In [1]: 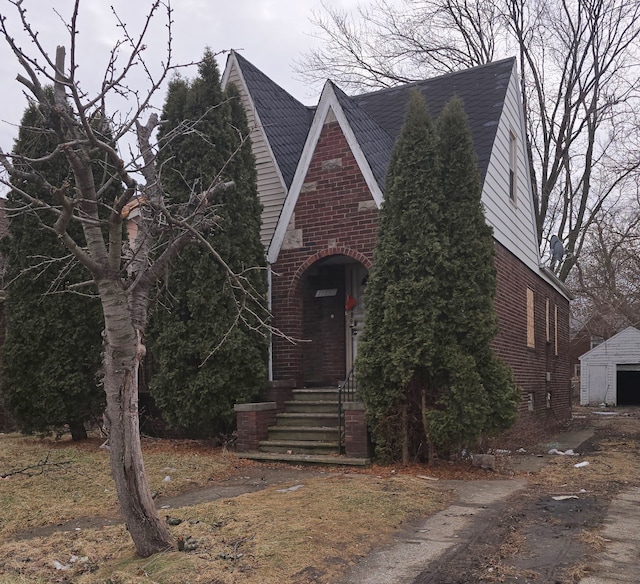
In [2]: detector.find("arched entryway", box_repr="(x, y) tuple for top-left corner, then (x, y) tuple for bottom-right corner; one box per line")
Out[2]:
(300, 255), (368, 386)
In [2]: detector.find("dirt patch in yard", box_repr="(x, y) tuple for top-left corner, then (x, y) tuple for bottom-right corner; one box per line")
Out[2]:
(409, 407), (640, 584)
(410, 492), (607, 584)
(413, 490), (611, 584)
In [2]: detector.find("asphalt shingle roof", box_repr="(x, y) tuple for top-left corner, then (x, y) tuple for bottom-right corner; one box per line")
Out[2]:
(234, 55), (514, 193)
(352, 58), (515, 185)
(232, 52), (314, 189)
(331, 82), (396, 191)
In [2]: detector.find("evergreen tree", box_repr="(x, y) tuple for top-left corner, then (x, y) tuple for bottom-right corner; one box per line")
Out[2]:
(148, 50), (267, 438)
(357, 91), (444, 461)
(428, 97), (518, 446)
(1, 95), (105, 440)
(357, 93), (518, 462)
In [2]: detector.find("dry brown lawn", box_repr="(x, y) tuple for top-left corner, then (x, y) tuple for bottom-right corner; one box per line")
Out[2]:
(0, 434), (453, 583)
(5, 407), (634, 583)
(532, 413), (640, 495)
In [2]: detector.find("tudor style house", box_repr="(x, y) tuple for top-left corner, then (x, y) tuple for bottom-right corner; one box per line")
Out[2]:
(223, 52), (572, 457)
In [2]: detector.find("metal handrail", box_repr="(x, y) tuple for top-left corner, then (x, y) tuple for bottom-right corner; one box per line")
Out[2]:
(337, 366), (358, 454)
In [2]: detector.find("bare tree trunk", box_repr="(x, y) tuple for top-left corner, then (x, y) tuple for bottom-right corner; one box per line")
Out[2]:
(68, 421), (87, 441)
(0, 3), (259, 557)
(99, 279), (173, 556)
(421, 387), (436, 467)
(401, 404), (409, 465)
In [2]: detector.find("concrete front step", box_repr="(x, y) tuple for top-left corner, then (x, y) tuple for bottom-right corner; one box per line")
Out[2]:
(258, 439), (339, 455)
(237, 451), (370, 467)
(253, 387), (346, 459)
(292, 388), (340, 402)
(268, 425), (340, 442)
(284, 400), (340, 414)
(276, 412), (341, 427)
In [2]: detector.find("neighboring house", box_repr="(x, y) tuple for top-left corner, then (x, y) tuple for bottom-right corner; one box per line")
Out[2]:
(580, 327), (640, 406)
(568, 314), (621, 397)
(222, 52), (572, 429)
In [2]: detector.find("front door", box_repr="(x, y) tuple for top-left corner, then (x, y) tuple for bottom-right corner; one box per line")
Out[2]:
(345, 263), (368, 373)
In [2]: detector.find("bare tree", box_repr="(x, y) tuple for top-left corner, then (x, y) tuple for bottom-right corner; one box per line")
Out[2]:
(570, 202), (640, 331)
(0, 1), (270, 556)
(300, 0), (640, 280)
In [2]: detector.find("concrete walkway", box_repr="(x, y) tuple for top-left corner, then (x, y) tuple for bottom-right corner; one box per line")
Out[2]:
(341, 478), (526, 583)
(342, 427), (597, 583)
(579, 487), (640, 584)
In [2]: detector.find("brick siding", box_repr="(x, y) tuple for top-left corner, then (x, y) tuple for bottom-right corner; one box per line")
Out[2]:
(493, 243), (571, 423)
(271, 121), (378, 385)
(270, 120), (571, 423)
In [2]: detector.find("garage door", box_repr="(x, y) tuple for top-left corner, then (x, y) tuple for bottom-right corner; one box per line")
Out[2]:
(589, 365), (608, 404)
(617, 364), (640, 406)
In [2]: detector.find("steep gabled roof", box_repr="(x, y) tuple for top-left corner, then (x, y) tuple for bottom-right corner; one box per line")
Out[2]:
(231, 52), (314, 189)
(331, 83), (395, 191)
(352, 58), (515, 182)
(231, 54), (513, 194)
(267, 81), (387, 263)
(230, 55), (542, 278)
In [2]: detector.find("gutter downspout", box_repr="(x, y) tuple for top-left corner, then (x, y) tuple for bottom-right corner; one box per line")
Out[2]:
(267, 263), (273, 382)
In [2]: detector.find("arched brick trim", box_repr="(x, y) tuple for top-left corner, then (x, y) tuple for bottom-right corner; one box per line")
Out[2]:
(287, 247), (373, 299)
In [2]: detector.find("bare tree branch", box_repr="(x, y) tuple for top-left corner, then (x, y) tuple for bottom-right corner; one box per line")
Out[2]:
(0, 1), (275, 557)
(1, 452), (74, 478)
(298, 0), (640, 281)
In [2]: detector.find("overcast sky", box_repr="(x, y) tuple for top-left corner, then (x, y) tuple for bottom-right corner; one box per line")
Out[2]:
(0, 0), (358, 154)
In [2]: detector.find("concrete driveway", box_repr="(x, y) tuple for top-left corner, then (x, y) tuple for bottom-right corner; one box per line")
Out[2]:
(342, 415), (640, 583)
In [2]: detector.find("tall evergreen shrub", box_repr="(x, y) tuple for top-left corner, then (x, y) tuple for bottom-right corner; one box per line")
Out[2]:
(1, 95), (106, 439)
(357, 93), (518, 462)
(148, 50), (267, 438)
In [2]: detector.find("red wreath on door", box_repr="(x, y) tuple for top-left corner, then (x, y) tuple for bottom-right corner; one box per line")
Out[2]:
(345, 294), (357, 311)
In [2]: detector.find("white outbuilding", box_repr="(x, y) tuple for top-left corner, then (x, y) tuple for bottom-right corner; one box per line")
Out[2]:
(580, 326), (640, 406)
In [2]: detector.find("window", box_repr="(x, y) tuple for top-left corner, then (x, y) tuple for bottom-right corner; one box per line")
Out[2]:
(554, 305), (559, 356)
(545, 299), (550, 343)
(526, 288), (535, 348)
(590, 335), (604, 349)
(509, 131), (517, 201)
(574, 364), (581, 378)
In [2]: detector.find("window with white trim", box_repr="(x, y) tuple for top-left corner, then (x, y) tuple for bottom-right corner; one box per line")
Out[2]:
(545, 298), (550, 343)
(554, 304), (559, 356)
(509, 131), (517, 201)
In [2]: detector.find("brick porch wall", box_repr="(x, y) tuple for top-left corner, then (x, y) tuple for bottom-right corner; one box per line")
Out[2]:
(234, 402), (277, 452)
(343, 401), (370, 458)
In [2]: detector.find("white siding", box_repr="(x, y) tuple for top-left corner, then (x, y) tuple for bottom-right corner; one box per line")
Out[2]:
(579, 327), (640, 405)
(482, 65), (542, 273)
(582, 365), (609, 405)
(223, 62), (288, 248)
